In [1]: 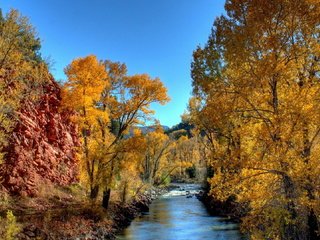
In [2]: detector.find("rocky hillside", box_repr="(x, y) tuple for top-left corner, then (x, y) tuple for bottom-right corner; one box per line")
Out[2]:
(0, 77), (79, 196)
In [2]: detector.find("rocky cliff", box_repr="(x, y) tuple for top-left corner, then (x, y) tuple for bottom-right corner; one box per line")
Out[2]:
(0, 77), (79, 196)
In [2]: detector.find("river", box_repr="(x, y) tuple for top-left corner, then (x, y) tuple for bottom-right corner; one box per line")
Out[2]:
(117, 184), (244, 240)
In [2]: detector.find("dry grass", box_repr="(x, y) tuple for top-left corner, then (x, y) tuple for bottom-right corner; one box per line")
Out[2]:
(0, 183), (150, 239)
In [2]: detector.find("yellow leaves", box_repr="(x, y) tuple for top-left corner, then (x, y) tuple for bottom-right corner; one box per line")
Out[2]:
(0, 9), (41, 66)
(61, 56), (170, 199)
(0, 210), (21, 240)
(0, 9), (51, 163)
(179, 161), (193, 168)
(63, 55), (108, 113)
(126, 74), (170, 105)
(114, 74), (169, 120)
(62, 55), (112, 135)
(62, 55), (112, 197)
(103, 63), (170, 130)
(65, 55), (108, 86)
(190, 0), (320, 237)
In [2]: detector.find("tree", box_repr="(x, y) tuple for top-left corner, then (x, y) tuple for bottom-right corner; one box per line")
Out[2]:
(190, 0), (320, 238)
(98, 61), (170, 208)
(140, 127), (171, 184)
(62, 55), (109, 199)
(63, 58), (170, 208)
(0, 9), (47, 164)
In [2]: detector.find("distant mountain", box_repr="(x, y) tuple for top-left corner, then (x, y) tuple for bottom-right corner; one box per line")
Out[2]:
(138, 125), (170, 134)
(129, 125), (170, 136)
(162, 125), (170, 131)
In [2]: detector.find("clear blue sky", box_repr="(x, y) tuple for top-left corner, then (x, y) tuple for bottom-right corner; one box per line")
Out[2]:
(2, 0), (225, 127)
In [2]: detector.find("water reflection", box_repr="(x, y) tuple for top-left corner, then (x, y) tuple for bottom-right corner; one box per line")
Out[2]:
(117, 185), (244, 240)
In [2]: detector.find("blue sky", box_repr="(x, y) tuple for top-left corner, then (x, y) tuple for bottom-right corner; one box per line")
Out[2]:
(2, 0), (225, 127)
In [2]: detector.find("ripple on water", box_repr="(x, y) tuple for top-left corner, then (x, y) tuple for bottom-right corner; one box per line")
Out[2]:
(117, 184), (244, 240)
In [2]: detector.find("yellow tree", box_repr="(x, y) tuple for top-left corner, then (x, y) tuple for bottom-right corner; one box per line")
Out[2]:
(63, 57), (170, 207)
(117, 129), (146, 203)
(191, 0), (320, 238)
(94, 61), (170, 208)
(62, 55), (109, 198)
(140, 127), (171, 185)
(170, 135), (194, 178)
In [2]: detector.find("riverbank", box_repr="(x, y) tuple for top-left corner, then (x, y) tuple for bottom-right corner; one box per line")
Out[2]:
(0, 186), (167, 239)
(197, 189), (249, 223)
(108, 187), (168, 238)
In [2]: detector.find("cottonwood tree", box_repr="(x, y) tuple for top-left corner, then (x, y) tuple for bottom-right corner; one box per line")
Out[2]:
(63, 58), (170, 208)
(140, 127), (171, 184)
(62, 55), (109, 198)
(99, 61), (170, 208)
(190, 0), (320, 238)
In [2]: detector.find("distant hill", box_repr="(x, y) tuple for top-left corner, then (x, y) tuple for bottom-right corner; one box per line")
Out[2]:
(129, 122), (194, 139)
(128, 125), (170, 136)
(162, 125), (170, 131)
(138, 125), (169, 134)
(165, 121), (194, 139)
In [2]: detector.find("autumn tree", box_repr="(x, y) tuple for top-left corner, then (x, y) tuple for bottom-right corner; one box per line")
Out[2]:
(98, 61), (170, 208)
(190, 0), (320, 239)
(63, 58), (170, 208)
(116, 129), (146, 203)
(62, 55), (109, 198)
(139, 126), (171, 184)
(115, 127), (171, 203)
(0, 9), (48, 164)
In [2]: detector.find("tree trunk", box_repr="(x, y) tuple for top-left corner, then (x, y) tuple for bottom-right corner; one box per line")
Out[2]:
(122, 181), (128, 204)
(90, 185), (99, 199)
(301, 124), (319, 239)
(307, 209), (319, 240)
(102, 154), (115, 209)
(102, 188), (111, 209)
(282, 174), (299, 240)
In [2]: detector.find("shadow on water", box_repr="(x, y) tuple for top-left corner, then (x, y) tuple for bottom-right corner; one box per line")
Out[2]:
(117, 184), (246, 240)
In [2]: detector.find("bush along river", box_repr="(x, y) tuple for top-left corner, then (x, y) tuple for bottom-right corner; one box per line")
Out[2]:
(116, 184), (245, 240)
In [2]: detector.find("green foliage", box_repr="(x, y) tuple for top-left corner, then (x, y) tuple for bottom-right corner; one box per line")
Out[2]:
(0, 9), (48, 164)
(0, 210), (21, 240)
(0, 9), (42, 65)
(159, 174), (171, 186)
(166, 120), (194, 138)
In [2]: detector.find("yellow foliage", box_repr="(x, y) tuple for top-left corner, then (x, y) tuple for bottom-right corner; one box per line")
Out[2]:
(0, 210), (21, 240)
(62, 57), (170, 204)
(0, 9), (51, 165)
(190, 0), (320, 238)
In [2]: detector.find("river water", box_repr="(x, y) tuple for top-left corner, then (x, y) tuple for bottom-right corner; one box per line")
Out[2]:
(117, 184), (244, 240)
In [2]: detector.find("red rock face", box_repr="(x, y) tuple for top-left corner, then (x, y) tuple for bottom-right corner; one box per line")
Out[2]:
(0, 77), (80, 196)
